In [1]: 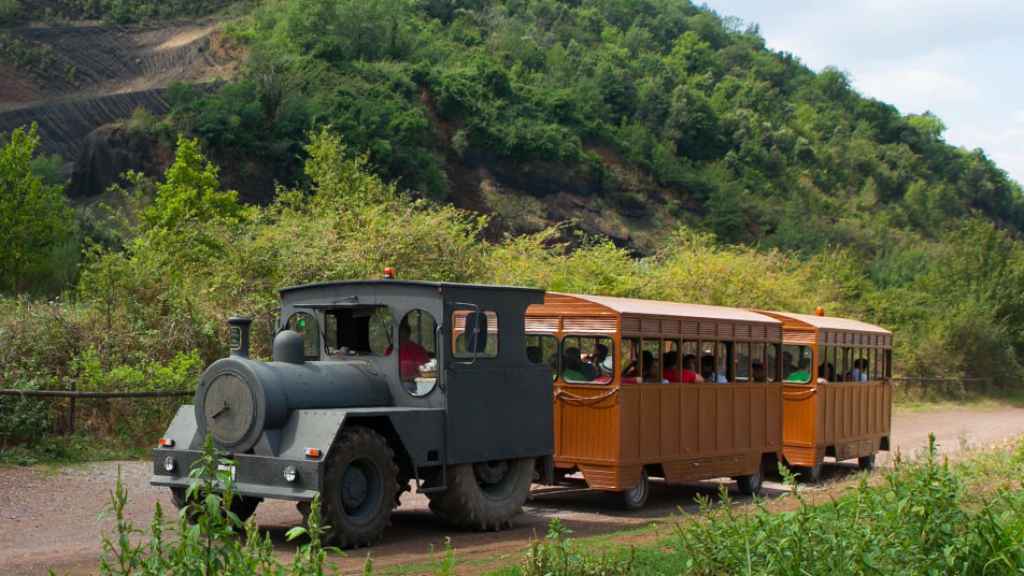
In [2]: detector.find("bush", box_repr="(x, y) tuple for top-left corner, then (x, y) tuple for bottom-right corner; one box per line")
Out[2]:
(0, 377), (52, 449)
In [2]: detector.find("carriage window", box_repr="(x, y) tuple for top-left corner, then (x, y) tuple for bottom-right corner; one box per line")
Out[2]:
(856, 348), (869, 382)
(640, 339), (662, 383)
(783, 345), (812, 384)
(324, 306), (393, 358)
(735, 342), (751, 382)
(662, 340), (681, 382)
(621, 338), (641, 383)
(751, 342), (766, 382)
(885, 349), (892, 379)
(526, 334), (559, 381)
(682, 341), (702, 382)
(452, 310), (499, 358)
(561, 335), (615, 384)
(767, 343), (779, 382)
(286, 312), (320, 360)
(401, 310), (438, 397)
(818, 346), (835, 382)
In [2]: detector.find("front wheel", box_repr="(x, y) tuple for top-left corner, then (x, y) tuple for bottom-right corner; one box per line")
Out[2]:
(858, 454), (876, 470)
(620, 469), (650, 510)
(735, 468), (763, 496)
(428, 458), (534, 531)
(321, 426), (400, 548)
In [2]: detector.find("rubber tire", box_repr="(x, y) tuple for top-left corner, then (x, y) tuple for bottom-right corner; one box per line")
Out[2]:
(620, 469), (650, 510)
(428, 458), (534, 531)
(797, 462), (823, 484)
(858, 454), (876, 471)
(735, 468), (763, 496)
(321, 427), (400, 549)
(170, 487), (260, 524)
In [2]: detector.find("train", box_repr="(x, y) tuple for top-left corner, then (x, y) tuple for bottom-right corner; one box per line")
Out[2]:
(151, 276), (891, 546)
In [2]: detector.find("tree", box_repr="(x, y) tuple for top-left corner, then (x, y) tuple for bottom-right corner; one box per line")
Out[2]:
(142, 136), (240, 231)
(0, 124), (74, 293)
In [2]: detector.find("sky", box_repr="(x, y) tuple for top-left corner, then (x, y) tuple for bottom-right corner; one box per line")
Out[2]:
(707, 1), (1024, 186)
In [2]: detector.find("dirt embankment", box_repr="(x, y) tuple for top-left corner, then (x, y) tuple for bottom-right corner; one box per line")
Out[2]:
(0, 19), (241, 195)
(2, 404), (1023, 576)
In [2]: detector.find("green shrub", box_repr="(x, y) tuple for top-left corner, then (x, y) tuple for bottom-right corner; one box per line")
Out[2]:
(0, 377), (52, 449)
(0, 0), (20, 24)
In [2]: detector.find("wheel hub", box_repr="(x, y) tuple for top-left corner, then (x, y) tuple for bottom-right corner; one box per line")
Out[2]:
(341, 464), (370, 511)
(473, 460), (510, 486)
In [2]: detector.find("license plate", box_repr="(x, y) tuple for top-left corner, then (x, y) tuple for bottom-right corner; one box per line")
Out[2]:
(217, 464), (236, 480)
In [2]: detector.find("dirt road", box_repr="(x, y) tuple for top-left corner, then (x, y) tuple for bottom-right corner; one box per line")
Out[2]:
(3, 405), (1023, 576)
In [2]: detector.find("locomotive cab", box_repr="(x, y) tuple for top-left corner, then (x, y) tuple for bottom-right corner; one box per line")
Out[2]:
(151, 280), (552, 547)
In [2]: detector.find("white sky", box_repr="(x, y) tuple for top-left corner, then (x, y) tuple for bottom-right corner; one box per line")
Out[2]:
(707, 1), (1024, 186)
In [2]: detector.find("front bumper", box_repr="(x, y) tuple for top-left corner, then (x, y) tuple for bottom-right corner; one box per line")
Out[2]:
(151, 448), (322, 501)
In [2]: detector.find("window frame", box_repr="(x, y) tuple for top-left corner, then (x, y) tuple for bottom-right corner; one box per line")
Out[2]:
(286, 311), (320, 361)
(560, 334), (616, 385)
(451, 309), (499, 359)
(400, 309), (439, 398)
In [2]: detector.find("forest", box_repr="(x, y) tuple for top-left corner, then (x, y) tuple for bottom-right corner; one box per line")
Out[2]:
(2, 0), (1024, 447)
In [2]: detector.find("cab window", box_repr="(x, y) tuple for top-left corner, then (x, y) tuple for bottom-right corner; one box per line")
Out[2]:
(400, 310), (438, 397)
(783, 345), (812, 384)
(452, 310), (499, 358)
(526, 334), (559, 381)
(286, 312), (319, 360)
(324, 306), (393, 357)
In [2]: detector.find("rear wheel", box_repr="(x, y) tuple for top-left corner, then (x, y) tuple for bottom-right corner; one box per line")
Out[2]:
(321, 427), (399, 548)
(797, 462), (823, 484)
(858, 454), (876, 470)
(735, 468), (763, 496)
(428, 458), (534, 530)
(620, 469), (650, 510)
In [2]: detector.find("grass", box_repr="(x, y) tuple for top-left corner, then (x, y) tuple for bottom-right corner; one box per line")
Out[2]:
(0, 433), (149, 467)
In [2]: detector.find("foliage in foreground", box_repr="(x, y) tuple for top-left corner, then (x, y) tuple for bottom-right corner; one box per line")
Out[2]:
(100, 436), (337, 576)
(510, 437), (1024, 576)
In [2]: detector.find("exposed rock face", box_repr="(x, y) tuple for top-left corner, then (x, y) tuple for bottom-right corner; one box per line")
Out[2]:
(68, 123), (168, 198)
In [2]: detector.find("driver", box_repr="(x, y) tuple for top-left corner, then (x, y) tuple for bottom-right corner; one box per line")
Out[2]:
(398, 319), (430, 381)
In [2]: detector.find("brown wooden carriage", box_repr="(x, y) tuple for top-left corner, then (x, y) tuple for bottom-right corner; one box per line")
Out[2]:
(525, 293), (785, 506)
(757, 310), (892, 479)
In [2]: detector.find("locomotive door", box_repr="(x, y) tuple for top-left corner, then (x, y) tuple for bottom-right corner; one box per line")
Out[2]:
(443, 290), (552, 465)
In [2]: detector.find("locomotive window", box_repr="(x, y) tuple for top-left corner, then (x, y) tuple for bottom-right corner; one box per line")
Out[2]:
(400, 310), (438, 397)
(286, 312), (319, 360)
(324, 306), (393, 358)
(783, 345), (812, 384)
(526, 334), (559, 381)
(452, 310), (499, 358)
(562, 335), (614, 384)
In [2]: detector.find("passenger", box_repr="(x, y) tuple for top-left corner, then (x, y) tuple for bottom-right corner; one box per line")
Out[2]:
(398, 319), (430, 381)
(663, 352), (680, 382)
(562, 347), (586, 382)
(787, 357), (812, 383)
(581, 343), (611, 382)
(682, 354), (704, 383)
(852, 359), (868, 382)
(641, 350), (662, 383)
(701, 354), (728, 383)
(752, 359), (766, 382)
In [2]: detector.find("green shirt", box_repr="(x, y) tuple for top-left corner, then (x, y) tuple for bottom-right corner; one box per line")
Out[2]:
(786, 370), (810, 383)
(563, 368), (587, 382)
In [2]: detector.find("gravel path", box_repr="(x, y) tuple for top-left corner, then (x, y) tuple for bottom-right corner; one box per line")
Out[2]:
(3, 404), (1024, 576)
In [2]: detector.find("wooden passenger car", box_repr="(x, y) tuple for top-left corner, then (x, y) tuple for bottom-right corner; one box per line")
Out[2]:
(757, 310), (892, 480)
(525, 293), (785, 507)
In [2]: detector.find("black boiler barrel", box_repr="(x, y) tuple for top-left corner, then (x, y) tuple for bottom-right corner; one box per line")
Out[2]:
(194, 357), (391, 452)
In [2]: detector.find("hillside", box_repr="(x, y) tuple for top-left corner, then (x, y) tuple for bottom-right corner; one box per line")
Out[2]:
(4, 0), (1024, 406)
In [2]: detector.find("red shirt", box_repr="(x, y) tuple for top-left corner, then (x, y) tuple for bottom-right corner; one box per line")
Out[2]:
(399, 340), (430, 380)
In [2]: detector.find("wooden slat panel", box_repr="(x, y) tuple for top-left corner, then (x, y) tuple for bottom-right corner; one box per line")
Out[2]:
(734, 387), (751, 450)
(640, 389), (660, 460)
(718, 323), (734, 339)
(641, 318), (660, 334)
(700, 388), (715, 452)
(661, 387), (680, 458)
(662, 318), (681, 335)
(784, 330), (816, 344)
(622, 317), (640, 333)
(683, 320), (699, 338)
(683, 386), (700, 455)
(563, 317), (617, 334)
(700, 322), (716, 338)
(735, 324), (751, 340)
(716, 388), (732, 451)
(525, 317), (559, 333)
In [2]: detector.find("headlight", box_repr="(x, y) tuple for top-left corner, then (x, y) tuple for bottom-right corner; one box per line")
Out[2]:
(163, 456), (176, 473)
(283, 465), (298, 483)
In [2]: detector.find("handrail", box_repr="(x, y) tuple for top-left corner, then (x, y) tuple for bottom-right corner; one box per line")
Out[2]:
(554, 386), (620, 406)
